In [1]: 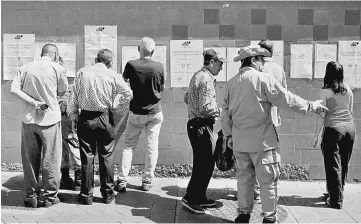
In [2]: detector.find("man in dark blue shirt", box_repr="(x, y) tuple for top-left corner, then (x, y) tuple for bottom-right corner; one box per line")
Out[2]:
(115, 37), (165, 192)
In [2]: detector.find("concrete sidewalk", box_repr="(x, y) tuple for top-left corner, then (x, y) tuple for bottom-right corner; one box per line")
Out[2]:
(1, 172), (360, 223)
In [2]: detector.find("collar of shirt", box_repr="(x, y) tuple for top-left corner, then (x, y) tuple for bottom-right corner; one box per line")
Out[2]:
(93, 63), (108, 69)
(239, 66), (256, 73)
(41, 56), (52, 61)
(201, 67), (215, 82)
(264, 57), (274, 62)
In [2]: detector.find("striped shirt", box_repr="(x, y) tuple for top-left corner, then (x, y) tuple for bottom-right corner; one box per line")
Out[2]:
(185, 67), (220, 120)
(67, 63), (132, 120)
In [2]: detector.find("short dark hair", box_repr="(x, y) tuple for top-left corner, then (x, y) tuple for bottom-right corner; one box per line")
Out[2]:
(323, 61), (347, 94)
(96, 49), (113, 66)
(258, 39), (273, 57)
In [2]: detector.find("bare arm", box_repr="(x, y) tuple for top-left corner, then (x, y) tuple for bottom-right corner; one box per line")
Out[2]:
(10, 70), (45, 108)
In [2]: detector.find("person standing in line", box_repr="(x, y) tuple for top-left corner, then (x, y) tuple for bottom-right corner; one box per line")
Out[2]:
(67, 49), (132, 205)
(222, 45), (328, 223)
(181, 49), (228, 214)
(114, 37), (165, 192)
(10, 44), (68, 208)
(252, 39), (288, 204)
(311, 61), (355, 209)
(58, 99), (82, 191)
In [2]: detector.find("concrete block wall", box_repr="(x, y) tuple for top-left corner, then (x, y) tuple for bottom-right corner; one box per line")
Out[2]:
(1, 1), (361, 179)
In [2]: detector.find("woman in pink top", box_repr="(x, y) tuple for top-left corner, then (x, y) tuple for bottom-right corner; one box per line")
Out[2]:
(311, 61), (355, 209)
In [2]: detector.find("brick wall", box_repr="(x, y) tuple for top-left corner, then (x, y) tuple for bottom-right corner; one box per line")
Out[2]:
(1, 1), (361, 179)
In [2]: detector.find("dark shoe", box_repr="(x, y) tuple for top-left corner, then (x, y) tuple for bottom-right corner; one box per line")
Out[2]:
(181, 197), (205, 214)
(114, 180), (127, 193)
(24, 195), (38, 208)
(102, 192), (115, 204)
(326, 198), (342, 209)
(140, 180), (152, 191)
(262, 218), (277, 223)
(60, 168), (75, 190)
(234, 214), (251, 223)
(77, 194), (93, 205)
(73, 169), (81, 191)
(321, 192), (329, 201)
(43, 196), (60, 208)
(199, 198), (217, 208)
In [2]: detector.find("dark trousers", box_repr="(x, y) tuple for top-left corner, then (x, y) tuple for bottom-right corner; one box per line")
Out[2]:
(77, 110), (116, 198)
(184, 118), (216, 204)
(321, 126), (355, 207)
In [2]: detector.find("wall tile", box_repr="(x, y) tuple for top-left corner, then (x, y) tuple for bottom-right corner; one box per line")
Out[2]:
(298, 9), (314, 25)
(281, 7), (298, 25)
(189, 24), (219, 40)
(279, 135), (295, 164)
(266, 9), (282, 25)
(278, 119), (295, 134)
(328, 25), (345, 41)
(314, 10), (329, 25)
(313, 25), (328, 41)
(329, 9), (345, 25)
(344, 25), (361, 40)
(267, 25), (282, 40)
(219, 25), (235, 40)
(282, 25), (298, 41)
(204, 9), (220, 25)
(297, 25), (314, 41)
(251, 9), (266, 25)
(345, 10), (360, 25)
(172, 25), (188, 40)
(295, 118), (315, 134)
(235, 25), (251, 40)
(250, 25), (267, 40)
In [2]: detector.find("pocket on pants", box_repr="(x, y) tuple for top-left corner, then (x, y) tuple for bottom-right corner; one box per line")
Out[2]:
(262, 148), (281, 165)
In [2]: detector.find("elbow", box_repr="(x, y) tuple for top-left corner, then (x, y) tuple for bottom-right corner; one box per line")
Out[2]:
(57, 91), (66, 97)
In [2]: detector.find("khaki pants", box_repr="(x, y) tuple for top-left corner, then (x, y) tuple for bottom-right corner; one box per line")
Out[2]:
(233, 148), (280, 222)
(21, 122), (62, 198)
(118, 111), (163, 183)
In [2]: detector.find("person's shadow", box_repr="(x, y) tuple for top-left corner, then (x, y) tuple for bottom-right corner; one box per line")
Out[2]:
(114, 184), (230, 223)
(280, 195), (329, 208)
(1, 173), (103, 207)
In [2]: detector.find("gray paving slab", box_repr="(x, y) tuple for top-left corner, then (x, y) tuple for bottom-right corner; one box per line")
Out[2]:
(2, 172), (361, 223)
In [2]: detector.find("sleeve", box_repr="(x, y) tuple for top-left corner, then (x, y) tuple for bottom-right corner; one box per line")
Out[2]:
(281, 69), (287, 90)
(263, 74), (310, 115)
(198, 76), (220, 118)
(184, 92), (188, 105)
(57, 65), (68, 94)
(113, 74), (133, 115)
(159, 64), (165, 85)
(221, 83), (232, 137)
(67, 71), (81, 121)
(349, 89), (354, 114)
(123, 62), (133, 81)
(10, 68), (24, 91)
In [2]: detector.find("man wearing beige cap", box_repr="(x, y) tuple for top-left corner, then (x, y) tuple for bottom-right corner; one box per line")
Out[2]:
(182, 49), (228, 214)
(221, 45), (328, 223)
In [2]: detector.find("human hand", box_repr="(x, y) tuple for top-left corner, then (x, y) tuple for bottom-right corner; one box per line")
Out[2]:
(310, 100), (328, 114)
(32, 100), (47, 110)
(311, 135), (319, 148)
(227, 136), (233, 149)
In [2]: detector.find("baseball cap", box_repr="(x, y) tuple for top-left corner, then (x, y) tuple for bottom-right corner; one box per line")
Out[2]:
(233, 45), (271, 62)
(203, 49), (228, 63)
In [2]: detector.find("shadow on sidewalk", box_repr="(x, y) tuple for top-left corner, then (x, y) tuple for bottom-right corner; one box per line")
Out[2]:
(281, 195), (329, 208)
(114, 184), (231, 223)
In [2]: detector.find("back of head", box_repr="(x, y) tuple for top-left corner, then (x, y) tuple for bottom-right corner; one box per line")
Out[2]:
(323, 61), (347, 94)
(139, 37), (155, 56)
(96, 49), (113, 67)
(258, 39), (273, 57)
(41, 44), (58, 59)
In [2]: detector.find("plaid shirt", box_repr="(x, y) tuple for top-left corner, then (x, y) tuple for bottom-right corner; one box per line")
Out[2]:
(185, 67), (220, 120)
(67, 63), (132, 120)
